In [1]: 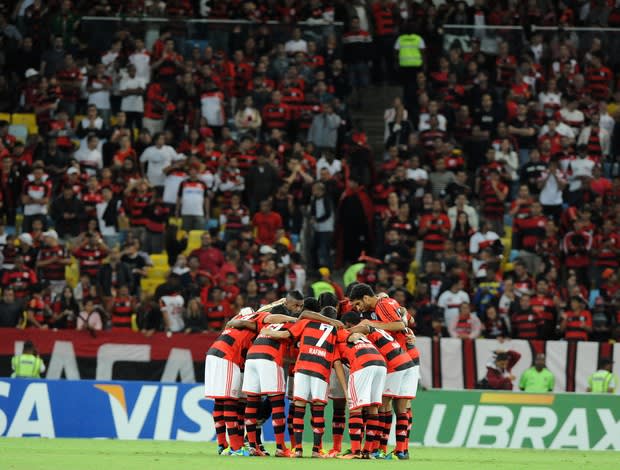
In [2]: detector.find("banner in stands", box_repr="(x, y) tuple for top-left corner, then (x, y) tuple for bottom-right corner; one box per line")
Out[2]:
(1, 379), (618, 451)
(1, 330), (619, 392)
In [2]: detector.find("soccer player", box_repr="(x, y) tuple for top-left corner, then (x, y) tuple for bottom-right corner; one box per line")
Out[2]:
(333, 322), (387, 459)
(348, 283), (420, 459)
(344, 312), (417, 459)
(204, 306), (295, 456)
(260, 306), (340, 458)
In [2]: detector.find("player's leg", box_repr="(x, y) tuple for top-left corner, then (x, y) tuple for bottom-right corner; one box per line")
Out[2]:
(243, 394), (261, 452)
(330, 399), (346, 456)
(376, 396), (393, 457)
(310, 402), (326, 456)
(268, 393), (288, 453)
(347, 410), (364, 458)
(363, 404), (380, 456)
(213, 399), (228, 452)
(394, 399), (409, 458)
(223, 398), (243, 451)
(292, 399), (307, 457)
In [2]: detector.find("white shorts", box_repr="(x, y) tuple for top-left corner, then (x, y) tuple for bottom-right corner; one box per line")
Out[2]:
(348, 365), (386, 411)
(293, 372), (328, 403)
(328, 365), (350, 400)
(204, 355), (242, 399)
(384, 366), (419, 399)
(242, 359), (286, 395)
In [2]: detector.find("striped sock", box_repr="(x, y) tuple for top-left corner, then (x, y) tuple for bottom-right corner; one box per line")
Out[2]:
(213, 399), (227, 447)
(223, 399), (242, 450)
(293, 404), (306, 452)
(363, 413), (380, 453)
(349, 412), (364, 454)
(270, 395), (287, 450)
(331, 404), (346, 452)
(310, 403), (325, 453)
(287, 408), (297, 449)
(406, 409), (413, 449)
(244, 395), (261, 448)
(379, 411), (392, 453)
(395, 412), (408, 453)
(237, 399), (246, 440)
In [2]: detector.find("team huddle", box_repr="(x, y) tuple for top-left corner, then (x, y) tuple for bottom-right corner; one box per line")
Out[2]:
(204, 283), (420, 460)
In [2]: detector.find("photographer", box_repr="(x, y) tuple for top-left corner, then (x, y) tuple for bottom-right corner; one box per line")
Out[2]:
(483, 350), (521, 390)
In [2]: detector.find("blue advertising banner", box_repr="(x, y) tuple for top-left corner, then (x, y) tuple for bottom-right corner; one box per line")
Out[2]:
(0, 379), (279, 441)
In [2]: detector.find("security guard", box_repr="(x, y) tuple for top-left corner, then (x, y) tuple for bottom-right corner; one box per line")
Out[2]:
(587, 358), (617, 393)
(394, 22), (425, 111)
(11, 340), (46, 378)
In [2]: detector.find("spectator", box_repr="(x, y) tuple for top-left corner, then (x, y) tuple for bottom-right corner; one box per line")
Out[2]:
(109, 285), (137, 331)
(189, 231), (224, 276)
(50, 182), (84, 239)
(0, 288), (22, 328)
(438, 276), (470, 326)
(587, 358), (618, 394)
(245, 153), (280, 213)
(519, 353), (555, 392)
(310, 181), (335, 270)
(177, 164), (210, 231)
(184, 297), (206, 333)
(160, 289), (185, 335)
(140, 132), (185, 190)
(2, 254), (38, 300)
(21, 162), (50, 232)
(308, 102), (342, 150)
(76, 299), (103, 332)
(448, 303), (482, 339)
(36, 229), (71, 297)
(560, 295), (592, 341)
(119, 64), (146, 131)
(252, 199), (283, 246)
(482, 305), (509, 340)
(51, 286), (79, 330)
(484, 350), (521, 390)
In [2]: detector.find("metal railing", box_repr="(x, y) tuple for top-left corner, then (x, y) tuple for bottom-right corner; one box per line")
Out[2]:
(80, 17), (344, 57)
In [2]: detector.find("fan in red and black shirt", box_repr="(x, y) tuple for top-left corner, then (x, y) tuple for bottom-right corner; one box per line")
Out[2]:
(56, 55), (83, 113)
(480, 169), (508, 233)
(514, 201), (546, 256)
(418, 200), (451, 262)
(510, 294), (543, 339)
(262, 90), (291, 133)
(2, 254), (38, 300)
(495, 41), (517, 87)
(124, 179), (153, 228)
(560, 296), (592, 341)
(562, 220), (593, 281)
(110, 285), (137, 331)
(585, 52), (613, 101)
(73, 234), (109, 280)
(531, 278), (558, 339)
(36, 230), (71, 291)
(592, 218), (620, 273)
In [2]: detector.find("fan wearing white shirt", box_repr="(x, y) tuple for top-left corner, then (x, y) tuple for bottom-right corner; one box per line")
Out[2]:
(437, 277), (470, 326)
(284, 27), (308, 55)
(75, 135), (103, 176)
(160, 293), (185, 334)
(139, 133), (186, 189)
(315, 151), (342, 178)
(566, 146), (594, 205)
(418, 101), (447, 131)
(176, 165), (210, 231)
(129, 38), (151, 83)
(87, 63), (112, 123)
(120, 64), (146, 131)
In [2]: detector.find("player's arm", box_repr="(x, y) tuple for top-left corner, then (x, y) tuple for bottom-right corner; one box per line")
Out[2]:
(359, 318), (406, 332)
(226, 319), (257, 331)
(259, 327), (291, 339)
(299, 309), (344, 328)
(347, 323), (372, 334)
(264, 314), (297, 324)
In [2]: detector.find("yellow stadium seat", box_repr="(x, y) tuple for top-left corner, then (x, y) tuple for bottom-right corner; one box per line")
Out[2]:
(150, 254), (169, 268)
(0, 113), (11, 123)
(65, 259), (80, 288)
(406, 272), (417, 294)
(168, 217), (182, 228)
(141, 278), (161, 295)
(74, 114), (87, 125)
(11, 113), (38, 135)
(109, 115), (118, 127)
(147, 266), (169, 279)
(185, 230), (205, 254)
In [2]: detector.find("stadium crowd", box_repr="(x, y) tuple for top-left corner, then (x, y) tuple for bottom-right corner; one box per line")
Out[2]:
(0, 0), (619, 347)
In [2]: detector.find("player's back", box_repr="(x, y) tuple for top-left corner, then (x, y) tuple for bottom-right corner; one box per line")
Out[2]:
(247, 323), (289, 366)
(294, 319), (338, 381)
(336, 331), (386, 373)
(366, 328), (414, 373)
(207, 327), (256, 367)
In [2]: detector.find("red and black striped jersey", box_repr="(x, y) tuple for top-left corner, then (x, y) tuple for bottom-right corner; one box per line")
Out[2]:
(246, 322), (290, 367)
(335, 329), (386, 374)
(111, 296), (134, 330)
(27, 297), (47, 325)
(366, 327), (413, 373)
(73, 245), (107, 278)
(37, 245), (69, 281)
(125, 190), (152, 226)
(285, 319), (338, 382)
(262, 102), (291, 129)
(511, 308), (542, 339)
(564, 310), (592, 341)
(2, 268), (38, 298)
(207, 327), (257, 368)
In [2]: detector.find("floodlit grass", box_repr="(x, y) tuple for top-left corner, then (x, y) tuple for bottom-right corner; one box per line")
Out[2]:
(0, 438), (617, 470)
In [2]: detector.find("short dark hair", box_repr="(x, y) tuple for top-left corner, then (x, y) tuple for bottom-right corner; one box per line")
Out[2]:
(287, 290), (304, 301)
(348, 283), (374, 301)
(303, 297), (320, 312)
(344, 281), (359, 298)
(318, 292), (338, 309)
(271, 304), (289, 316)
(341, 311), (361, 325)
(321, 306), (338, 319)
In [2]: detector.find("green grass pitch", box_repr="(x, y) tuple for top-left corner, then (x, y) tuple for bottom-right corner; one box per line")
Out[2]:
(2, 439), (618, 470)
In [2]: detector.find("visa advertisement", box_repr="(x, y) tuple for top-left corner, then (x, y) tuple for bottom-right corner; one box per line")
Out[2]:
(1, 379), (619, 450)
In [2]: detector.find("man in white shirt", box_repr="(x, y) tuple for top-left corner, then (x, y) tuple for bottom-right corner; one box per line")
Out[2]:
(567, 146), (594, 205)
(437, 277), (470, 326)
(559, 99), (585, 135)
(120, 64), (146, 131)
(129, 38), (151, 83)
(101, 39), (121, 77)
(177, 165), (210, 231)
(315, 150), (342, 178)
(96, 187), (121, 248)
(418, 100), (447, 131)
(75, 135), (103, 175)
(469, 222), (500, 256)
(139, 133), (185, 189)
(448, 194), (479, 231)
(160, 293), (185, 334)
(284, 27), (308, 55)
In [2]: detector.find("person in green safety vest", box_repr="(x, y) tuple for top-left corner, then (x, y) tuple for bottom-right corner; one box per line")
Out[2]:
(394, 22), (426, 113)
(519, 353), (555, 392)
(587, 358), (618, 393)
(11, 340), (46, 378)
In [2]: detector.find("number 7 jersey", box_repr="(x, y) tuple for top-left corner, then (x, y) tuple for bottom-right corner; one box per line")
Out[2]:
(285, 319), (338, 382)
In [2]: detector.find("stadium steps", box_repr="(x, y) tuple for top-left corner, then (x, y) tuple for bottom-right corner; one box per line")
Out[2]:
(351, 85), (402, 156)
